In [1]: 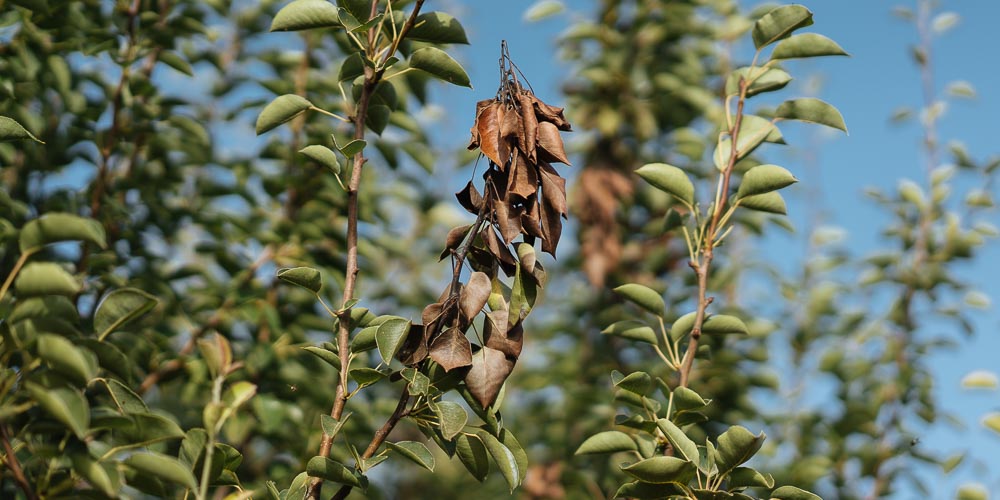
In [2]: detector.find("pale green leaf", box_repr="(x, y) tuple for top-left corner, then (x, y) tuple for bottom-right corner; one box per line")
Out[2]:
(752, 5), (814, 49)
(775, 98), (848, 133)
(602, 320), (658, 345)
(726, 67), (792, 97)
(276, 267), (322, 293)
(124, 452), (197, 490)
(961, 370), (998, 390)
(25, 382), (89, 439)
(434, 401), (468, 440)
(770, 485), (821, 500)
(306, 456), (361, 487)
(256, 94), (313, 135)
(409, 47), (471, 88)
(622, 456), (697, 484)
(38, 334), (98, 386)
(613, 283), (665, 316)
(738, 165), (797, 197)
(19, 213), (107, 253)
(476, 430), (519, 491)
(771, 33), (849, 60)
(524, 0), (565, 22)
(983, 413), (1000, 436)
(575, 431), (637, 455)
(94, 288), (159, 340)
(716, 426), (765, 475)
(656, 419), (699, 463)
(702, 315), (750, 335)
(387, 441), (435, 471)
(299, 145), (341, 174)
(270, 0), (341, 31)
(14, 262), (81, 296)
(738, 191), (788, 215)
(635, 163), (695, 206)
(0, 115), (43, 143)
(375, 317), (410, 364)
(407, 12), (469, 44)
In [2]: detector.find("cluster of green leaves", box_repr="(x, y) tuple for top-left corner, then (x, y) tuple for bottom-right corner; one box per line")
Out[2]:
(578, 5), (848, 499)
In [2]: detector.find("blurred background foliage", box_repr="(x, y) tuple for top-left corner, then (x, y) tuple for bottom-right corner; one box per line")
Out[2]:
(1, 0), (997, 499)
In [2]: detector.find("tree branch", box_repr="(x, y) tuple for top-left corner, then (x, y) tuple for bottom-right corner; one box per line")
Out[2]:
(1, 424), (36, 500)
(330, 388), (412, 500)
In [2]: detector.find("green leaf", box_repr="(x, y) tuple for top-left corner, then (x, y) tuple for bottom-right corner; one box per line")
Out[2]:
(771, 33), (849, 60)
(499, 430), (528, 485)
(716, 426), (765, 475)
(622, 456), (697, 484)
(366, 105), (391, 135)
(770, 485), (821, 500)
(339, 52), (365, 82)
(14, 262), (81, 296)
(476, 430), (520, 491)
(672, 387), (709, 412)
(615, 371), (653, 395)
(726, 67), (792, 97)
(775, 98), (848, 133)
(729, 467), (775, 488)
(702, 315), (750, 335)
(19, 213), (106, 252)
(524, 0), (565, 22)
(616, 481), (686, 499)
(276, 267), (322, 293)
(337, 138), (367, 157)
(94, 288), (158, 340)
(984, 413), (1000, 436)
(125, 452), (197, 490)
(351, 326), (378, 353)
(256, 94), (313, 135)
(158, 50), (193, 76)
(961, 370), (998, 390)
(125, 412), (186, 444)
(575, 431), (637, 455)
(407, 12), (469, 44)
(321, 412), (352, 439)
(100, 378), (149, 413)
(409, 47), (472, 88)
(25, 382), (89, 439)
(670, 313), (696, 343)
(0, 115), (43, 143)
(613, 283), (665, 316)
(656, 419), (699, 463)
(270, 0), (341, 31)
(71, 454), (120, 497)
(349, 368), (386, 389)
(299, 145), (341, 175)
(38, 334), (98, 386)
(306, 456), (361, 487)
(738, 165), (797, 198)
(456, 434), (489, 482)
(636, 163), (695, 206)
(387, 441), (435, 471)
(602, 320), (658, 344)
(434, 401), (468, 440)
(509, 264), (538, 326)
(224, 381), (257, 410)
(738, 191), (787, 215)
(752, 5), (814, 49)
(9, 296), (78, 323)
(375, 317), (410, 364)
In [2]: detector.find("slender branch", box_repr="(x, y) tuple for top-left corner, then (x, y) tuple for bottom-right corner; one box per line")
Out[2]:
(330, 388), (412, 500)
(308, 2), (426, 499)
(677, 76), (748, 388)
(1, 424), (37, 500)
(0, 251), (31, 303)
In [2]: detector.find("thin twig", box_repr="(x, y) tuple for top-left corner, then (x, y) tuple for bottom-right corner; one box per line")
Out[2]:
(330, 388), (412, 500)
(308, 2), (426, 499)
(1, 424), (37, 500)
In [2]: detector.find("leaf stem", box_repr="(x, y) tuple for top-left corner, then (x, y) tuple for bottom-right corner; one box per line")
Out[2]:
(0, 251), (31, 303)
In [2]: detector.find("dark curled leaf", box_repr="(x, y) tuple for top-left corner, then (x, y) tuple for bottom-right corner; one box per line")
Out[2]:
(480, 226), (516, 269)
(517, 92), (538, 162)
(460, 272), (491, 321)
(519, 195), (544, 239)
(467, 99), (494, 150)
(536, 121), (570, 165)
(485, 315), (523, 360)
(531, 95), (572, 131)
(508, 153), (538, 200)
(456, 182), (483, 214)
(440, 224), (473, 260)
(538, 163), (567, 255)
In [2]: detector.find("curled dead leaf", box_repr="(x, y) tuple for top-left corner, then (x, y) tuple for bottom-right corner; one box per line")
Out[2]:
(429, 327), (474, 372)
(460, 272), (491, 321)
(537, 121), (570, 165)
(464, 345), (515, 409)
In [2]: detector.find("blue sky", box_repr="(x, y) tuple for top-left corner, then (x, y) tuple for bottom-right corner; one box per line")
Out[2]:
(430, 0), (1000, 497)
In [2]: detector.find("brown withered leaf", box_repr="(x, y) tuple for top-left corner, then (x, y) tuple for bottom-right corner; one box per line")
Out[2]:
(456, 181), (483, 215)
(538, 162), (567, 255)
(574, 167), (633, 287)
(508, 153), (538, 200)
(467, 99), (494, 150)
(397, 323), (429, 366)
(536, 121), (570, 165)
(464, 345), (515, 409)
(500, 103), (520, 141)
(520, 195), (544, 238)
(440, 224), (472, 261)
(496, 106), (516, 168)
(531, 97), (572, 131)
(476, 102), (503, 165)
(485, 313), (524, 359)
(429, 327), (473, 372)
(480, 225), (516, 270)
(491, 184), (522, 245)
(518, 92), (538, 163)
(460, 271), (491, 322)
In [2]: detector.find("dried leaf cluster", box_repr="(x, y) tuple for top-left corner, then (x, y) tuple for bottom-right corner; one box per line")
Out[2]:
(395, 44), (571, 409)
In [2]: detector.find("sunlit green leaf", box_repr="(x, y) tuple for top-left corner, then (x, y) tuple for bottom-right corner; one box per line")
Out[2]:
(775, 98), (848, 133)
(71, 454), (120, 497)
(94, 288), (158, 340)
(656, 419), (699, 463)
(702, 315), (750, 335)
(613, 283), (664, 316)
(602, 320), (658, 344)
(752, 5), (814, 49)
(0, 115), (43, 143)
(299, 145), (341, 175)
(476, 430), (519, 491)
(983, 413), (1000, 436)
(276, 266), (322, 293)
(409, 47), (472, 88)
(256, 94), (313, 135)
(716, 426), (765, 475)
(961, 370), (998, 390)
(738, 191), (788, 215)
(407, 12), (469, 44)
(38, 334), (98, 386)
(771, 33), (848, 60)
(125, 452), (197, 490)
(14, 262), (81, 296)
(770, 485), (821, 500)
(387, 441), (435, 471)
(434, 401), (468, 440)
(270, 0), (341, 31)
(726, 67), (792, 97)
(524, 0), (565, 22)
(636, 163), (695, 206)
(738, 164), (797, 197)
(375, 317), (410, 364)
(20, 213), (106, 252)
(306, 456), (361, 487)
(622, 456), (696, 484)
